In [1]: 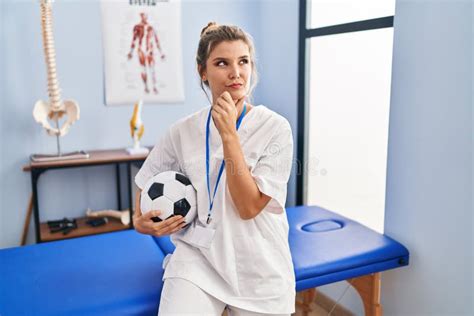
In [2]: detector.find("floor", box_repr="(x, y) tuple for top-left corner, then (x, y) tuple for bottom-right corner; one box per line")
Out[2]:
(220, 293), (331, 316)
(293, 300), (330, 316)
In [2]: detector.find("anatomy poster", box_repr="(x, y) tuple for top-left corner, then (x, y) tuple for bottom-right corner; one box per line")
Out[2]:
(101, 0), (184, 105)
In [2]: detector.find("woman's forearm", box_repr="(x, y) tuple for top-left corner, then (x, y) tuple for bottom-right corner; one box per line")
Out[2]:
(222, 133), (270, 220)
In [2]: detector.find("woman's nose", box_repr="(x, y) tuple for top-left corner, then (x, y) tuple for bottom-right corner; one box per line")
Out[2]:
(229, 64), (240, 78)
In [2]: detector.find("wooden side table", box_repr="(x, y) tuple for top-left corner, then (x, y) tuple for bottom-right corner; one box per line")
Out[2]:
(23, 148), (149, 243)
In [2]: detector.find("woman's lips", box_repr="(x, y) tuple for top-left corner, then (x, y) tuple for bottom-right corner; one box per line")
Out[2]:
(228, 84), (243, 89)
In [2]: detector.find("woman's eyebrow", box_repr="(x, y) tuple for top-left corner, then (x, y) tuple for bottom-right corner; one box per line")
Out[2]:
(212, 55), (249, 61)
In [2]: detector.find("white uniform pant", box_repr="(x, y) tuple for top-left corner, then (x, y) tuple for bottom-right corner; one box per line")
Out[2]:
(158, 277), (291, 316)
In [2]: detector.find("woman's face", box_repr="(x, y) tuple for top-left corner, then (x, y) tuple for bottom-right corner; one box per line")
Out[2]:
(202, 40), (252, 104)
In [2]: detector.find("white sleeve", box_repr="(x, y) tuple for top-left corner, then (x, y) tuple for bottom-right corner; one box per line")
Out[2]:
(134, 128), (180, 190)
(251, 120), (294, 214)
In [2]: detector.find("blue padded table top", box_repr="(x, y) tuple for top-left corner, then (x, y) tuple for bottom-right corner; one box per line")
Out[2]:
(288, 205), (409, 291)
(0, 230), (165, 316)
(154, 205), (409, 292)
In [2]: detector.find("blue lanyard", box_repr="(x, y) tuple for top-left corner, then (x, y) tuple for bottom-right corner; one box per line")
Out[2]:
(205, 102), (247, 224)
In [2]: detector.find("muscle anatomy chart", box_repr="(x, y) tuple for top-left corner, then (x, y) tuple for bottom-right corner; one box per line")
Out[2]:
(101, 0), (184, 105)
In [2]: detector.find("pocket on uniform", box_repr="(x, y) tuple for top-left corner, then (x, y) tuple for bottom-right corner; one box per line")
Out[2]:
(233, 234), (288, 298)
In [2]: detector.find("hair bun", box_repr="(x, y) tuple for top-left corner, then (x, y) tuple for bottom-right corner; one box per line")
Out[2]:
(200, 22), (219, 36)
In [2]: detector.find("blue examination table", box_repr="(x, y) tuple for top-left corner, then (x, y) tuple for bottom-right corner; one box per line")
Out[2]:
(0, 205), (409, 315)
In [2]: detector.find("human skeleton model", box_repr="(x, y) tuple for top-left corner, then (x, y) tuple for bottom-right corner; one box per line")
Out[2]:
(127, 12), (166, 94)
(33, 0), (79, 152)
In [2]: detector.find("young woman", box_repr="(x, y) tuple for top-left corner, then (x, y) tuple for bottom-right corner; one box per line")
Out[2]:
(133, 22), (295, 315)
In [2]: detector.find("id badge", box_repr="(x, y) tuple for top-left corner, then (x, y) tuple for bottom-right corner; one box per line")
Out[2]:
(188, 224), (215, 249)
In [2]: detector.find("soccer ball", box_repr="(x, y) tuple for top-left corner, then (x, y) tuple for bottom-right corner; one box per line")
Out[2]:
(140, 171), (197, 225)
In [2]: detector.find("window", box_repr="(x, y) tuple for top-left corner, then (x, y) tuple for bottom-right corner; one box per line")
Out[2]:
(297, 0), (395, 233)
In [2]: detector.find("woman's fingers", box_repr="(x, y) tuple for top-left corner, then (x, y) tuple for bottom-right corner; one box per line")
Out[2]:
(221, 91), (234, 104)
(134, 204), (187, 236)
(134, 210), (159, 231)
(221, 92), (245, 113)
(216, 95), (233, 112)
(169, 221), (188, 234)
(212, 104), (225, 116)
(163, 215), (186, 230)
(142, 210), (164, 229)
(152, 214), (186, 235)
(213, 99), (236, 125)
(146, 210), (162, 220)
(138, 209), (159, 223)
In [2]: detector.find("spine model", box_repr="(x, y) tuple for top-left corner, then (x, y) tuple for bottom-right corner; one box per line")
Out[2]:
(33, 0), (80, 141)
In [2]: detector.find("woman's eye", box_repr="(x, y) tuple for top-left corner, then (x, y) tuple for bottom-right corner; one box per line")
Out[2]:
(216, 59), (248, 67)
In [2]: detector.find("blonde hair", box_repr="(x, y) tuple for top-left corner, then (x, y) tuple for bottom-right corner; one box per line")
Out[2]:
(196, 22), (259, 103)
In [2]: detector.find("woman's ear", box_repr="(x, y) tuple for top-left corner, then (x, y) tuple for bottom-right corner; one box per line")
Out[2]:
(198, 65), (207, 81)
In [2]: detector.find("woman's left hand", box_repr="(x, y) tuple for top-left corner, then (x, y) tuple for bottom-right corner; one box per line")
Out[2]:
(212, 91), (245, 140)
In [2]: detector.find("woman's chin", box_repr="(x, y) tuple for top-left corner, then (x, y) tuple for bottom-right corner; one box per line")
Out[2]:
(229, 92), (246, 102)
(215, 89), (246, 103)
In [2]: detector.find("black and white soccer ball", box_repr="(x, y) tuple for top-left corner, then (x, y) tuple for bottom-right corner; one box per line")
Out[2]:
(140, 171), (197, 225)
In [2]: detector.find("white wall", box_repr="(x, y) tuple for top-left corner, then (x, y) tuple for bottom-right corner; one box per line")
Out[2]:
(381, 1), (472, 314)
(258, 0), (299, 207)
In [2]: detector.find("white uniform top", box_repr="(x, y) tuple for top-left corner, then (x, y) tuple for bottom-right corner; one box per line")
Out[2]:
(135, 105), (295, 314)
